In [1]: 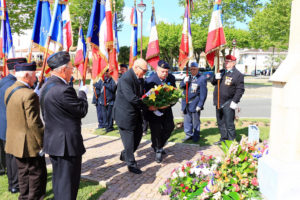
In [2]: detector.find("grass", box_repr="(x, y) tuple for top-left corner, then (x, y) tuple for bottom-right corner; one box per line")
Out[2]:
(245, 82), (272, 86)
(0, 171), (106, 200)
(94, 118), (270, 147)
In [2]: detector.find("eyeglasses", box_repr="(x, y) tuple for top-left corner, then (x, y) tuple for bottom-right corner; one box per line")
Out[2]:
(138, 66), (147, 73)
(66, 66), (76, 72)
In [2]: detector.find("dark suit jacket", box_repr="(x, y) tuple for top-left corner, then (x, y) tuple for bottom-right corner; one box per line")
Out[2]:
(40, 76), (88, 157)
(144, 73), (176, 121)
(0, 74), (16, 141)
(180, 73), (208, 112)
(113, 68), (145, 131)
(5, 81), (44, 158)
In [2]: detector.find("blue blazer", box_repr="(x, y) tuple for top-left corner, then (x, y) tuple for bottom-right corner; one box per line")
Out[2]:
(180, 73), (208, 113)
(0, 74), (17, 140)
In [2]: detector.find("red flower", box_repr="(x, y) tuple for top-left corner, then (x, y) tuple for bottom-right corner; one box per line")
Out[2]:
(181, 166), (185, 171)
(251, 177), (259, 186)
(244, 156), (248, 161)
(155, 90), (159, 95)
(232, 184), (240, 192)
(180, 183), (184, 187)
(142, 94), (147, 99)
(185, 186), (189, 190)
(182, 189), (185, 193)
(209, 155), (213, 160)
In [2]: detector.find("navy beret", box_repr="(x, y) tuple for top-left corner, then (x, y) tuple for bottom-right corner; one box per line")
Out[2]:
(225, 55), (237, 61)
(158, 60), (170, 69)
(47, 51), (70, 69)
(15, 62), (37, 72)
(190, 62), (198, 67)
(7, 57), (27, 70)
(120, 64), (128, 69)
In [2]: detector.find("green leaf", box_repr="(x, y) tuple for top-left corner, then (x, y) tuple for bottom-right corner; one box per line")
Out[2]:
(222, 194), (233, 200)
(229, 192), (240, 200)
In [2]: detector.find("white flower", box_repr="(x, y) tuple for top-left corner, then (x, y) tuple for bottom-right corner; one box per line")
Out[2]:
(201, 168), (211, 176)
(179, 171), (186, 177)
(194, 168), (201, 176)
(210, 164), (218, 171)
(215, 156), (221, 163)
(213, 192), (221, 200)
(172, 172), (178, 178)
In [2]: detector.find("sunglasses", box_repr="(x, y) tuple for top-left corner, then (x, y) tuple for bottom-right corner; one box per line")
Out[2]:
(138, 66), (147, 73)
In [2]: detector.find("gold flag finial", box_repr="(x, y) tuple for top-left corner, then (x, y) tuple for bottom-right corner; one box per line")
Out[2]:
(113, 0), (116, 12)
(134, 0), (136, 6)
(152, 0), (154, 7)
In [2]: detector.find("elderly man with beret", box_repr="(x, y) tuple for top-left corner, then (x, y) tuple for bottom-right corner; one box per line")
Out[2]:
(144, 60), (176, 163)
(5, 62), (47, 199)
(211, 55), (245, 144)
(40, 51), (88, 200)
(0, 58), (27, 194)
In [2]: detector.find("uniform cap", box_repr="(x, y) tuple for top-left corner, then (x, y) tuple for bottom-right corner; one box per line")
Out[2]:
(158, 60), (170, 69)
(47, 51), (70, 69)
(225, 55), (237, 61)
(15, 62), (37, 72)
(7, 58), (27, 70)
(190, 62), (199, 67)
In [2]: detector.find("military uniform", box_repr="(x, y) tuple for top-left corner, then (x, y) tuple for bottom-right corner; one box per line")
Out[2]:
(5, 62), (47, 199)
(211, 67), (244, 141)
(144, 71), (176, 160)
(180, 73), (208, 142)
(94, 77), (117, 132)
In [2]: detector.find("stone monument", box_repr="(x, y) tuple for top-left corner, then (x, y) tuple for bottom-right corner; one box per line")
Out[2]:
(258, 0), (300, 199)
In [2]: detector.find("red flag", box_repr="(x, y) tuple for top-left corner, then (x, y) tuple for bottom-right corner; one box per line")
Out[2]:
(205, 0), (226, 68)
(146, 7), (160, 70)
(109, 11), (119, 81)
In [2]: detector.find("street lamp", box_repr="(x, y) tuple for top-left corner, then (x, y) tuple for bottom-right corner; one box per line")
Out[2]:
(232, 39), (237, 57)
(137, 0), (146, 58)
(252, 55), (257, 76)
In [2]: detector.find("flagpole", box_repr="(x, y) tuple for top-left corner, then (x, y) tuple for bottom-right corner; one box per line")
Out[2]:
(38, 36), (51, 88)
(82, 37), (90, 86)
(28, 40), (33, 63)
(217, 48), (220, 109)
(2, 56), (7, 77)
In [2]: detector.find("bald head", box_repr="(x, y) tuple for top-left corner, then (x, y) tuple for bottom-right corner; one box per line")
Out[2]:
(133, 58), (148, 78)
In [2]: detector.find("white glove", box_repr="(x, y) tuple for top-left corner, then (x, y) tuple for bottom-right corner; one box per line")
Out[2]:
(79, 81), (88, 94)
(230, 101), (238, 110)
(183, 76), (189, 83)
(196, 106), (201, 112)
(34, 83), (40, 96)
(215, 73), (221, 80)
(153, 110), (164, 117)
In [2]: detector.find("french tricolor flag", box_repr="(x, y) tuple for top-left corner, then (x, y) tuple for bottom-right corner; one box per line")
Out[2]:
(205, 0), (226, 68)
(74, 27), (86, 77)
(146, 6), (160, 70)
(129, 6), (138, 68)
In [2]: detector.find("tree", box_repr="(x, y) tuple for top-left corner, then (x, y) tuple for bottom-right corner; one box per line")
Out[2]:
(249, 0), (292, 50)
(118, 46), (130, 65)
(7, 0), (36, 35)
(179, 0), (262, 28)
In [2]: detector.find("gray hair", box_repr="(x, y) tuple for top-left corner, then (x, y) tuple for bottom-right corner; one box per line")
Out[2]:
(53, 64), (68, 72)
(15, 71), (34, 79)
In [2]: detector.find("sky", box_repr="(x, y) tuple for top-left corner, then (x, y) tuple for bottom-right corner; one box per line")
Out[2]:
(118, 0), (185, 47)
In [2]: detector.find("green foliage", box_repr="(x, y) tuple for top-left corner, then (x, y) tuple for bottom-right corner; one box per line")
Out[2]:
(118, 46), (130, 65)
(179, 0), (262, 28)
(7, 0), (36, 35)
(249, 0), (292, 50)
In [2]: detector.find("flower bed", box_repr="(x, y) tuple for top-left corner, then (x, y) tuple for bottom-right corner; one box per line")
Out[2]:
(159, 136), (268, 200)
(142, 84), (183, 108)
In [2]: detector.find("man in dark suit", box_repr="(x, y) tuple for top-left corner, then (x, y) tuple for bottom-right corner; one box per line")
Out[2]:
(0, 58), (27, 193)
(211, 55), (245, 144)
(5, 62), (47, 199)
(119, 63), (128, 78)
(180, 62), (208, 142)
(144, 60), (176, 163)
(40, 51), (88, 200)
(113, 58), (155, 174)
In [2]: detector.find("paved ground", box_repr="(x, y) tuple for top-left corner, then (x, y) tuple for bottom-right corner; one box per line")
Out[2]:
(64, 126), (223, 200)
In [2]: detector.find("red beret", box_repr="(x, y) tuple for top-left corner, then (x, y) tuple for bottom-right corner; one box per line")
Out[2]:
(225, 55), (236, 61)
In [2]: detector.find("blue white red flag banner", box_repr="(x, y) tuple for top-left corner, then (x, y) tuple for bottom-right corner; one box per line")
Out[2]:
(31, 0), (51, 52)
(0, 0), (15, 60)
(87, 0), (109, 80)
(129, 6), (138, 68)
(48, 0), (73, 53)
(105, 0), (113, 50)
(205, 0), (226, 68)
(178, 5), (193, 70)
(109, 11), (119, 81)
(74, 27), (87, 77)
(146, 6), (160, 70)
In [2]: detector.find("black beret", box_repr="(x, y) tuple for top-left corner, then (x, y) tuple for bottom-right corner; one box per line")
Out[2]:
(158, 60), (170, 69)
(7, 57), (27, 70)
(47, 51), (70, 69)
(120, 64), (128, 69)
(15, 62), (37, 72)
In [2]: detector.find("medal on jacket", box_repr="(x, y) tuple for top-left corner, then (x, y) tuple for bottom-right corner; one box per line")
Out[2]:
(225, 76), (233, 86)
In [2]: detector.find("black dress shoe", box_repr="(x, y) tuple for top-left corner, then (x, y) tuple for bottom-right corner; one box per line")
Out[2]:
(155, 151), (163, 163)
(10, 188), (19, 193)
(152, 147), (166, 155)
(0, 171), (5, 176)
(128, 166), (142, 174)
(120, 154), (125, 162)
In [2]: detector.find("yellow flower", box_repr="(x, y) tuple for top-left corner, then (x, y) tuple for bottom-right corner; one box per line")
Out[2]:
(149, 93), (156, 101)
(155, 85), (162, 91)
